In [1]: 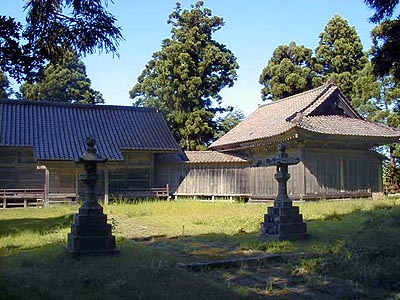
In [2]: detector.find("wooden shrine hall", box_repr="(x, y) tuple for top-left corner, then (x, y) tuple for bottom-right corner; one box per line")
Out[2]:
(1, 81), (400, 207)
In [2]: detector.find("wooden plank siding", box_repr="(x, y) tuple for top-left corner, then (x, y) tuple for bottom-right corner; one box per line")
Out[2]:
(0, 147), (45, 189)
(155, 163), (251, 197)
(155, 147), (382, 200)
(302, 148), (382, 196)
(0, 148), (163, 204)
(1, 145), (383, 203)
(42, 151), (155, 200)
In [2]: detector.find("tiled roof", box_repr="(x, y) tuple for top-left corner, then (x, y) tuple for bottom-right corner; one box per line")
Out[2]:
(300, 116), (400, 137)
(184, 151), (248, 163)
(156, 150), (249, 164)
(0, 99), (180, 161)
(211, 82), (400, 150)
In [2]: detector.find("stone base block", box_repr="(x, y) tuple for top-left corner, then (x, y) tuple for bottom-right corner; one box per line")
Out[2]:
(67, 234), (118, 255)
(70, 223), (112, 236)
(67, 211), (118, 255)
(73, 213), (108, 226)
(260, 204), (308, 240)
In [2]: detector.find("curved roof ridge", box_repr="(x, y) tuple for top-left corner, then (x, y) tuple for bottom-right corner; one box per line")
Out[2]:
(258, 81), (333, 108)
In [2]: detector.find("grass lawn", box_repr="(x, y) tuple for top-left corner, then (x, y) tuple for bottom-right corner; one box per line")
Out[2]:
(1, 198), (400, 299)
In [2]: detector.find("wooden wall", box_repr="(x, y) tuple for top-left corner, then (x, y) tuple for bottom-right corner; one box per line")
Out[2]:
(43, 151), (154, 197)
(0, 147), (44, 189)
(156, 147), (383, 199)
(0, 145), (383, 200)
(107, 151), (153, 191)
(0, 147), (155, 199)
(301, 148), (382, 195)
(155, 163), (250, 196)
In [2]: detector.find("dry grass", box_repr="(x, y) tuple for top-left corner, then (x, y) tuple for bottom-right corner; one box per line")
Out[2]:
(1, 197), (400, 299)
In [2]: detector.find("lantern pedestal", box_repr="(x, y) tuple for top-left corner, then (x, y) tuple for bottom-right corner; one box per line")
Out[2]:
(260, 143), (308, 240)
(67, 205), (117, 255)
(67, 137), (118, 255)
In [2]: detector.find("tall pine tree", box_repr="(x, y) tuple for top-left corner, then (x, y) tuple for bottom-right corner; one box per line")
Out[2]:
(353, 61), (400, 126)
(20, 51), (103, 104)
(0, 0), (122, 82)
(259, 41), (322, 100)
(315, 14), (368, 98)
(130, 1), (239, 150)
(0, 70), (11, 98)
(365, 0), (400, 82)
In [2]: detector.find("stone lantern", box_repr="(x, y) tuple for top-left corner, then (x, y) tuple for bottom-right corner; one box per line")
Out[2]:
(260, 143), (308, 240)
(67, 137), (118, 254)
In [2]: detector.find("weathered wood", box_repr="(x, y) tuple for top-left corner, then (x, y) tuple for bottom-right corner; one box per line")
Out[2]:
(111, 185), (170, 199)
(44, 167), (49, 208)
(155, 146), (383, 200)
(0, 148), (45, 189)
(104, 167), (109, 205)
(0, 188), (45, 208)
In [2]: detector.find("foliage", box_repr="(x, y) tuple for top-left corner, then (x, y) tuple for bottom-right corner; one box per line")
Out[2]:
(0, 16), (32, 81)
(259, 15), (367, 101)
(215, 107), (244, 138)
(130, 1), (239, 149)
(315, 14), (368, 98)
(0, 0), (123, 82)
(259, 41), (322, 100)
(365, 0), (400, 82)
(0, 70), (11, 98)
(365, 0), (400, 23)
(352, 61), (400, 126)
(383, 161), (400, 192)
(371, 19), (400, 81)
(20, 50), (104, 104)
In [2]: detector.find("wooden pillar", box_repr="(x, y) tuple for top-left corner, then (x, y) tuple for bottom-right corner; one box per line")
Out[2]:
(150, 153), (154, 188)
(44, 168), (49, 208)
(75, 167), (79, 201)
(104, 166), (109, 205)
(38, 165), (49, 208)
(340, 156), (344, 192)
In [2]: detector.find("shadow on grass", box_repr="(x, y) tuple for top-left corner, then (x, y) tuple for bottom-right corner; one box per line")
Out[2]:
(1, 203), (399, 299)
(138, 204), (400, 299)
(0, 214), (74, 236)
(0, 241), (245, 300)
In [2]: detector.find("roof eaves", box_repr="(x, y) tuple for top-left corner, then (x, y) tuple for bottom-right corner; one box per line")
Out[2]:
(297, 126), (400, 143)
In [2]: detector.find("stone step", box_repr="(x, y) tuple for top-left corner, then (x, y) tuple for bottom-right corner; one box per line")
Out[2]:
(67, 234), (117, 254)
(73, 214), (108, 226)
(70, 223), (112, 236)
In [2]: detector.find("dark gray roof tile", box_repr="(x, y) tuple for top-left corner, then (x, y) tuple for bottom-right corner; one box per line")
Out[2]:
(0, 99), (179, 160)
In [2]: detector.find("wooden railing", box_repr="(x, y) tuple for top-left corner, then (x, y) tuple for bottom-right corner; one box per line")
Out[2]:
(0, 189), (45, 208)
(1, 185), (170, 208)
(49, 188), (77, 202)
(111, 185), (170, 199)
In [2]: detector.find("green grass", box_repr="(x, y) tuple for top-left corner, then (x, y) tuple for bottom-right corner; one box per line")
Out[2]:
(1, 197), (400, 299)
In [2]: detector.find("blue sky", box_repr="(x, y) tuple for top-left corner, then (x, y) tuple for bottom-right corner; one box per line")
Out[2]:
(2, 1), (377, 116)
